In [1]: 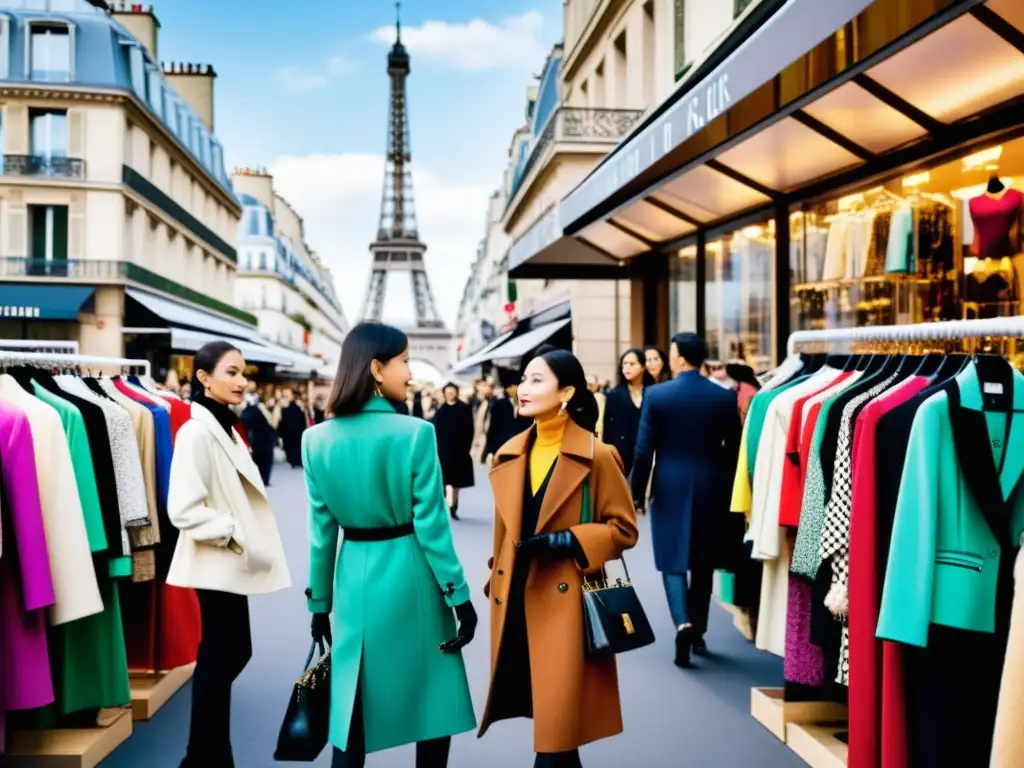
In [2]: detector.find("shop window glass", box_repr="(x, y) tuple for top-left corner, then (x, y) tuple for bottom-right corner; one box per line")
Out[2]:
(706, 222), (775, 372)
(669, 244), (698, 335)
(789, 136), (1024, 335)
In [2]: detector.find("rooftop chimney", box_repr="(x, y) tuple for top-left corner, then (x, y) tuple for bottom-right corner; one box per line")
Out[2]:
(110, 2), (160, 61)
(162, 61), (217, 132)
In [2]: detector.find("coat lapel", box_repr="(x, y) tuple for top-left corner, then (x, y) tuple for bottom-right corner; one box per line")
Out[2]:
(534, 421), (593, 536)
(948, 364), (1024, 550)
(490, 428), (530, 543)
(191, 403), (267, 499)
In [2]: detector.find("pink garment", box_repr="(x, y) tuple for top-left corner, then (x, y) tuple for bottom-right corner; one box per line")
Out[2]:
(969, 188), (1023, 259)
(783, 576), (826, 686)
(0, 400), (56, 712)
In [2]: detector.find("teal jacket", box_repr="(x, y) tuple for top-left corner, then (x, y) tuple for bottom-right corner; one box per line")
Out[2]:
(303, 397), (475, 753)
(877, 364), (1024, 647)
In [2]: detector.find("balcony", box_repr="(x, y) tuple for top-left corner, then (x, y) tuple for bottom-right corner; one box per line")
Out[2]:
(0, 257), (258, 326)
(510, 107), (643, 202)
(4, 154), (85, 179)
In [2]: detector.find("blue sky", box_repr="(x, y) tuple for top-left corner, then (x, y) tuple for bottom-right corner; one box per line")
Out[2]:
(155, 0), (562, 326)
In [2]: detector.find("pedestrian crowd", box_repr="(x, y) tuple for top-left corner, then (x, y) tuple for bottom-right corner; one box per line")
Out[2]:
(162, 322), (754, 766)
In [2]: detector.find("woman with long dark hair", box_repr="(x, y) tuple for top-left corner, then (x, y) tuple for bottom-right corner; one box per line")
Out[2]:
(433, 382), (475, 520)
(168, 341), (291, 767)
(602, 348), (655, 476)
(643, 345), (670, 383)
(303, 322), (477, 767)
(480, 345), (638, 767)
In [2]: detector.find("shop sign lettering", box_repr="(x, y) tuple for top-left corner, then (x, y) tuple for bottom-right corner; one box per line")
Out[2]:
(0, 305), (41, 318)
(586, 74), (732, 208)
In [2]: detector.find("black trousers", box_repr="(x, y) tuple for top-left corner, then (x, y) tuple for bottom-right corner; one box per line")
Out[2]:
(180, 589), (252, 767)
(535, 750), (582, 766)
(688, 561), (715, 636)
(330, 683), (451, 768)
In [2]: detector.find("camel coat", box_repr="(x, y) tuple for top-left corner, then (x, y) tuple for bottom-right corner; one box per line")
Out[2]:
(479, 419), (638, 753)
(991, 545), (1024, 767)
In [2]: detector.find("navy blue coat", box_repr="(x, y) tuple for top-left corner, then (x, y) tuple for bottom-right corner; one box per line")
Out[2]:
(630, 371), (741, 573)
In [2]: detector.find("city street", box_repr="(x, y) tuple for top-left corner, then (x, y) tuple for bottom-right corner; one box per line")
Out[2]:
(104, 460), (804, 767)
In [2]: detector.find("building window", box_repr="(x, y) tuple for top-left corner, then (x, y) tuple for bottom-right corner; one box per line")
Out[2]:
(29, 23), (72, 83)
(127, 44), (145, 99)
(0, 16), (10, 80)
(147, 67), (162, 116)
(674, 0), (686, 78)
(29, 205), (69, 262)
(30, 108), (68, 158)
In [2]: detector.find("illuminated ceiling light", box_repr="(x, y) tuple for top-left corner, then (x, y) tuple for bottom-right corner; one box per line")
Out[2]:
(742, 225), (764, 238)
(838, 192), (864, 210)
(901, 171), (930, 188)
(952, 179), (1015, 199)
(962, 145), (1003, 171)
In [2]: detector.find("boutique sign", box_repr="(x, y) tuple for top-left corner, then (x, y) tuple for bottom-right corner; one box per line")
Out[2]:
(558, 0), (877, 231)
(0, 305), (41, 318)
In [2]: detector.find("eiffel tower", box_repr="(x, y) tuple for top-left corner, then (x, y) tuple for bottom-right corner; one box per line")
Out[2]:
(359, 1), (451, 377)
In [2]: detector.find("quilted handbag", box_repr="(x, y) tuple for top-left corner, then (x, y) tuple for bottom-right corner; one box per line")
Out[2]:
(274, 639), (331, 762)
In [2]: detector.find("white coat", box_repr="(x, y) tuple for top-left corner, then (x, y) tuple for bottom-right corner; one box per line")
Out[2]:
(166, 402), (291, 595)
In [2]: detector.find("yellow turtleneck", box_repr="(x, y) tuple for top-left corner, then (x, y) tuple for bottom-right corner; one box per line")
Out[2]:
(530, 411), (568, 494)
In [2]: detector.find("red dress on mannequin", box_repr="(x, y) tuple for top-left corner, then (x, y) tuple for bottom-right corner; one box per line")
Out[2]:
(969, 188), (1023, 259)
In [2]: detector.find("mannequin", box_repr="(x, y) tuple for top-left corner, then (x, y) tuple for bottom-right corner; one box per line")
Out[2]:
(967, 171), (1023, 317)
(987, 172), (1006, 195)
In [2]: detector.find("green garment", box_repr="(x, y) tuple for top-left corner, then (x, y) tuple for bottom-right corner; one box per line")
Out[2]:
(878, 364), (1024, 647)
(746, 375), (810, 478)
(303, 397), (476, 753)
(29, 385), (131, 715)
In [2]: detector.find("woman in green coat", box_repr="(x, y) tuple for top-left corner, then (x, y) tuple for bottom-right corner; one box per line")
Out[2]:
(302, 322), (478, 768)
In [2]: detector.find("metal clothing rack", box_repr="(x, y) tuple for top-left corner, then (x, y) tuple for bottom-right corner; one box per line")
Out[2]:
(787, 316), (1024, 356)
(0, 339), (80, 354)
(0, 349), (151, 378)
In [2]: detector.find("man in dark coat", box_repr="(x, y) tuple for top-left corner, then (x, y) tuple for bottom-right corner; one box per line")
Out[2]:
(242, 392), (279, 487)
(630, 332), (741, 668)
(277, 389), (306, 468)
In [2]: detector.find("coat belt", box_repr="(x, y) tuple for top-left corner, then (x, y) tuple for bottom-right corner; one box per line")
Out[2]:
(343, 522), (415, 542)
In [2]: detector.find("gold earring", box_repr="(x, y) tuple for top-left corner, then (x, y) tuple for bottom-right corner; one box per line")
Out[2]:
(560, 401), (568, 413)
(374, 379), (383, 397)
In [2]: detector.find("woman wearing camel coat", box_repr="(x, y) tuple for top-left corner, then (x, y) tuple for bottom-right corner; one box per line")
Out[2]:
(479, 415), (638, 761)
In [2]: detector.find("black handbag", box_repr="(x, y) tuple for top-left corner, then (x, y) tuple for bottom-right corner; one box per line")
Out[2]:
(579, 481), (655, 656)
(274, 639), (332, 762)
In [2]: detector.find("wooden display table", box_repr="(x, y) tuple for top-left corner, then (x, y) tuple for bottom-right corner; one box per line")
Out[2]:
(129, 662), (196, 720)
(5, 707), (132, 768)
(786, 722), (849, 768)
(750, 687), (848, 742)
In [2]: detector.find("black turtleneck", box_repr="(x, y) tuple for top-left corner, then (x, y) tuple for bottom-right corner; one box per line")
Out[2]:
(193, 391), (238, 437)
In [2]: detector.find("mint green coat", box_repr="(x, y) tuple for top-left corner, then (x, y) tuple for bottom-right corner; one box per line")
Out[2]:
(302, 398), (476, 753)
(877, 364), (1024, 648)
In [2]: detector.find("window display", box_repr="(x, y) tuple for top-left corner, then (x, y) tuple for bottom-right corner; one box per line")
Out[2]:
(705, 222), (774, 373)
(669, 245), (697, 336)
(791, 136), (1024, 333)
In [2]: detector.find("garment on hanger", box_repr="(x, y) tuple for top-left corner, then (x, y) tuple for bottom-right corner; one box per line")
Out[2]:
(970, 188), (1024, 260)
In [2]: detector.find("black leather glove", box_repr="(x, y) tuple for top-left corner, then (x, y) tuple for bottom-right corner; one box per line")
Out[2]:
(311, 612), (332, 646)
(439, 599), (477, 653)
(517, 530), (578, 560)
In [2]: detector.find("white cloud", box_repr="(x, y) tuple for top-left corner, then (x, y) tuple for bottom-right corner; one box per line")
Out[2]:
(369, 10), (548, 71)
(273, 65), (330, 93)
(270, 153), (490, 329)
(274, 54), (360, 92)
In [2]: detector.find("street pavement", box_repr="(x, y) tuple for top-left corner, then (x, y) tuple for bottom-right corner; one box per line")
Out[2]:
(103, 461), (805, 767)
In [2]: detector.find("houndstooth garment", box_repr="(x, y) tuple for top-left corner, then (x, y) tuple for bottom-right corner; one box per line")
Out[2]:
(819, 372), (898, 685)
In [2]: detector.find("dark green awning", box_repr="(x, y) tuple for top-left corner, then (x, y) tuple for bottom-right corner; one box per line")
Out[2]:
(0, 285), (95, 320)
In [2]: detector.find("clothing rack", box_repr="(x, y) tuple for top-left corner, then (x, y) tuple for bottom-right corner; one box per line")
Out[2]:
(0, 350), (151, 378)
(787, 315), (1024, 356)
(0, 339), (80, 354)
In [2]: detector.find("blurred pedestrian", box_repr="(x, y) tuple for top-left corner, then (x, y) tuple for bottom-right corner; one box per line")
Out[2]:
(433, 382), (475, 520)
(643, 345), (670, 384)
(602, 348), (654, 477)
(278, 389), (306, 468)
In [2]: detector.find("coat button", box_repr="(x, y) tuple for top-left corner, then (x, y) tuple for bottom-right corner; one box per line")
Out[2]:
(990, 549), (999, 558)
(558, 583), (568, 593)
(495, 597), (502, 605)
(497, 570), (504, 575)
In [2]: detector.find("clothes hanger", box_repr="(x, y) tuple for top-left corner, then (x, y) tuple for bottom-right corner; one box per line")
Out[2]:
(973, 352), (1015, 412)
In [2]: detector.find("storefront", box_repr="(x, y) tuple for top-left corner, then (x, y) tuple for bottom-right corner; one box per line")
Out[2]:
(509, 0), (1024, 371)
(452, 300), (573, 378)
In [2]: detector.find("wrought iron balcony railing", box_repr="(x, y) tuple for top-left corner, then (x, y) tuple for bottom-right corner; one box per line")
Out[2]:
(4, 154), (85, 179)
(0, 258), (121, 280)
(0, 258), (258, 326)
(511, 107), (643, 200)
